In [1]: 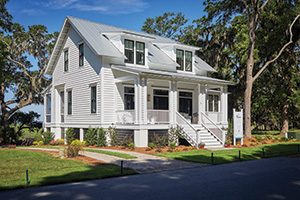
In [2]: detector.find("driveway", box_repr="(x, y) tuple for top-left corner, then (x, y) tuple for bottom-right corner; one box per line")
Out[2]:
(1, 156), (300, 200)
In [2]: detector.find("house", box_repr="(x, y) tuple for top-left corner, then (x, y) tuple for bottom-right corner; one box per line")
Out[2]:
(44, 16), (234, 148)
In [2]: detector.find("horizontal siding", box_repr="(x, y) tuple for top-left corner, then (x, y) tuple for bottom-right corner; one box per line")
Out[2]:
(52, 26), (102, 125)
(102, 67), (116, 123)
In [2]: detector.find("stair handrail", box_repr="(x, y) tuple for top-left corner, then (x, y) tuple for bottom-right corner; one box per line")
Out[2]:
(200, 111), (224, 144)
(175, 111), (198, 147)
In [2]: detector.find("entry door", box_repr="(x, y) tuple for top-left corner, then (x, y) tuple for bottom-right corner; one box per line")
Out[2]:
(179, 91), (193, 116)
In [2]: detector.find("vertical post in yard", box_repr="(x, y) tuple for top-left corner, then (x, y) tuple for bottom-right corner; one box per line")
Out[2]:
(211, 153), (214, 164)
(26, 169), (30, 185)
(121, 160), (123, 175)
(239, 150), (241, 161)
(262, 148), (265, 158)
(298, 144), (300, 154)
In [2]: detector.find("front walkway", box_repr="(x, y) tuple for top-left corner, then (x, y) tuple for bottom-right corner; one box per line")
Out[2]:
(19, 147), (208, 174)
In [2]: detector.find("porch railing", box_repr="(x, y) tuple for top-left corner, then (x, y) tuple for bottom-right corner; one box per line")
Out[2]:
(200, 112), (225, 144)
(116, 110), (135, 124)
(204, 112), (223, 124)
(147, 110), (169, 124)
(176, 111), (198, 147)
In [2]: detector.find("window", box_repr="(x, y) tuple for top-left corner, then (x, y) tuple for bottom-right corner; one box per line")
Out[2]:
(208, 94), (219, 112)
(185, 51), (192, 71)
(79, 43), (84, 66)
(125, 40), (134, 64)
(153, 89), (169, 110)
(46, 94), (51, 123)
(61, 128), (65, 139)
(124, 87), (134, 110)
(91, 86), (96, 113)
(64, 50), (68, 72)
(67, 91), (72, 115)
(176, 49), (184, 70)
(60, 91), (64, 122)
(136, 42), (145, 65)
(179, 92), (193, 116)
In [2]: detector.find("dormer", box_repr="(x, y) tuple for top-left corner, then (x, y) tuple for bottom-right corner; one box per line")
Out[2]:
(174, 44), (200, 74)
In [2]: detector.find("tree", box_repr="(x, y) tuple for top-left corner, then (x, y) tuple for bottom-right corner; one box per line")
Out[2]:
(202, 0), (300, 138)
(0, 3), (58, 143)
(141, 12), (189, 40)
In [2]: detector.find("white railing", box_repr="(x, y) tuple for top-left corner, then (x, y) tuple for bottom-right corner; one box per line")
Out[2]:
(147, 110), (169, 124)
(116, 110), (135, 124)
(176, 111), (198, 147)
(201, 112), (225, 144)
(204, 112), (223, 124)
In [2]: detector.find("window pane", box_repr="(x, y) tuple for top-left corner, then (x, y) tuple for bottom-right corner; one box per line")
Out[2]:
(64, 50), (68, 71)
(124, 87), (134, 93)
(60, 91), (64, 114)
(179, 91), (192, 98)
(91, 86), (96, 113)
(176, 49), (184, 70)
(214, 95), (219, 112)
(154, 89), (168, 96)
(46, 94), (51, 114)
(136, 42), (145, 65)
(208, 95), (213, 112)
(125, 40), (134, 63)
(124, 87), (134, 110)
(79, 44), (84, 66)
(68, 91), (72, 114)
(185, 51), (192, 71)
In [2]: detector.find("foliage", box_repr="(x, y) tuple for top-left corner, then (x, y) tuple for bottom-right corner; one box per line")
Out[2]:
(169, 142), (176, 150)
(43, 131), (55, 145)
(97, 128), (107, 147)
(108, 126), (119, 146)
(120, 134), (133, 147)
(226, 119), (233, 142)
(67, 139), (84, 158)
(85, 126), (97, 146)
(32, 141), (38, 145)
(66, 128), (75, 145)
(38, 141), (44, 146)
(151, 133), (168, 148)
(199, 142), (205, 148)
(49, 139), (64, 146)
(7, 144), (16, 148)
(21, 138), (35, 146)
(128, 142), (135, 150)
(148, 142), (155, 149)
(167, 125), (184, 144)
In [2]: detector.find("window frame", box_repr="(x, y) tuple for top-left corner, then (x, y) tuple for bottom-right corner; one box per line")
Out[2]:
(124, 39), (134, 64)
(136, 41), (145, 65)
(176, 49), (184, 70)
(64, 49), (68, 72)
(79, 43), (84, 67)
(67, 90), (72, 115)
(124, 87), (135, 110)
(91, 86), (97, 113)
(185, 51), (192, 72)
(207, 94), (220, 112)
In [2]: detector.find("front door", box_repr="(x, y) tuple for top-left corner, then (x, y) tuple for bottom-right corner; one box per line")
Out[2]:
(179, 91), (193, 117)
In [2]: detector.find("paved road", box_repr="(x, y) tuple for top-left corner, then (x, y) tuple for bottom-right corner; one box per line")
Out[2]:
(1, 156), (300, 200)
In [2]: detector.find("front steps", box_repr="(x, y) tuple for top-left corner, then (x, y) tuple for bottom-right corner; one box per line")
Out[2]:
(192, 125), (223, 148)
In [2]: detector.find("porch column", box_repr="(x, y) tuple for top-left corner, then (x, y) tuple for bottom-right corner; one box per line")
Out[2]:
(80, 128), (84, 142)
(141, 77), (147, 124)
(169, 80), (177, 125)
(198, 84), (206, 124)
(134, 77), (141, 124)
(221, 86), (228, 124)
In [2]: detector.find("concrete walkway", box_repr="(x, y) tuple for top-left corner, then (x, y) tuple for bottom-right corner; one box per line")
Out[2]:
(19, 147), (208, 173)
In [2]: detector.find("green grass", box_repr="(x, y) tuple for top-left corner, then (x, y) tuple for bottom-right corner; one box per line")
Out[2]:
(155, 142), (300, 165)
(0, 149), (136, 190)
(17, 146), (137, 159)
(84, 149), (137, 159)
(252, 130), (280, 135)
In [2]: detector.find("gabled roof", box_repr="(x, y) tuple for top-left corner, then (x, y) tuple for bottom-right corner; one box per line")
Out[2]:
(194, 56), (216, 72)
(147, 43), (178, 67)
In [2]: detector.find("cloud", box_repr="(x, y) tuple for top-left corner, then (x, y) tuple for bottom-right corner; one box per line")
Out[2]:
(21, 9), (46, 16)
(29, 0), (148, 15)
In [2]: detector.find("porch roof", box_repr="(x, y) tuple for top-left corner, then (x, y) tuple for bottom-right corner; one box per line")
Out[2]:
(111, 65), (235, 85)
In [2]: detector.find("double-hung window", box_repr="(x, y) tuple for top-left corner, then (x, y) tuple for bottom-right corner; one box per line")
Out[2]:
(125, 40), (134, 64)
(208, 94), (219, 112)
(79, 43), (84, 66)
(67, 91), (72, 115)
(136, 42), (145, 65)
(185, 51), (192, 71)
(124, 87), (134, 110)
(176, 49), (193, 72)
(64, 50), (68, 72)
(91, 86), (96, 113)
(176, 49), (184, 70)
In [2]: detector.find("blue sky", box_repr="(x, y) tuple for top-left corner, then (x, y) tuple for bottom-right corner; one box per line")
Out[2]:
(6, 0), (206, 121)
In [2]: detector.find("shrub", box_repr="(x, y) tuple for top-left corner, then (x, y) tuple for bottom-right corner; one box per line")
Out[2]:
(21, 138), (35, 146)
(167, 125), (184, 144)
(43, 131), (55, 145)
(121, 134), (133, 147)
(148, 142), (155, 149)
(66, 128), (75, 145)
(279, 136), (289, 142)
(169, 142), (176, 150)
(8, 144), (16, 148)
(152, 133), (168, 148)
(82, 141), (87, 147)
(226, 119), (233, 141)
(67, 139), (84, 158)
(97, 128), (107, 147)
(85, 126), (97, 146)
(38, 141), (44, 146)
(128, 142), (135, 150)
(108, 126), (119, 146)
(32, 141), (38, 145)
(34, 128), (44, 142)
(49, 139), (64, 145)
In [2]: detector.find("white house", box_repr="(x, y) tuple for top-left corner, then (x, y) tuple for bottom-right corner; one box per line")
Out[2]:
(44, 16), (234, 148)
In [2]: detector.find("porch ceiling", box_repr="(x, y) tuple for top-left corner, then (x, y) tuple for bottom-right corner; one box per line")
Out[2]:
(111, 65), (235, 85)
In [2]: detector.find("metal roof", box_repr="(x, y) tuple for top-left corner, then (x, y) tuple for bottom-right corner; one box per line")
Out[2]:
(194, 55), (217, 72)
(147, 43), (178, 67)
(111, 65), (234, 85)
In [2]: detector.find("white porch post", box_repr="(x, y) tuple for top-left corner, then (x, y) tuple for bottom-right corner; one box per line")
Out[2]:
(198, 84), (206, 124)
(134, 77), (141, 124)
(80, 128), (84, 142)
(221, 86), (228, 124)
(169, 80), (177, 125)
(141, 77), (147, 124)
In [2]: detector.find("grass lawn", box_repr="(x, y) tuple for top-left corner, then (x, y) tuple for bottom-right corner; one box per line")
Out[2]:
(155, 142), (300, 165)
(0, 149), (136, 190)
(84, 149), (137, 159)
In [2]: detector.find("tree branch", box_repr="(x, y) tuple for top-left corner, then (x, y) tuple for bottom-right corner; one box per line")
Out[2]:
(253, 14), (300, 82)
(259, 0), (270, 14)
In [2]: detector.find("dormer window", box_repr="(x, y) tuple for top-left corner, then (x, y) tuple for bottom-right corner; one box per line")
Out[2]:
(79, 43), (84, 66)
(124, 39), (145, 65)
(125, 39), (134, 64)
(176, 49), (193, 72)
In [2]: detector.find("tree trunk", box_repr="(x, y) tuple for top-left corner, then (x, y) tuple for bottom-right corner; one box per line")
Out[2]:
(280, 104), (289, 135)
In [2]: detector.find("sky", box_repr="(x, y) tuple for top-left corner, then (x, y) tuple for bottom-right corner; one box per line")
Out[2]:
(6, 0), (207, 122)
